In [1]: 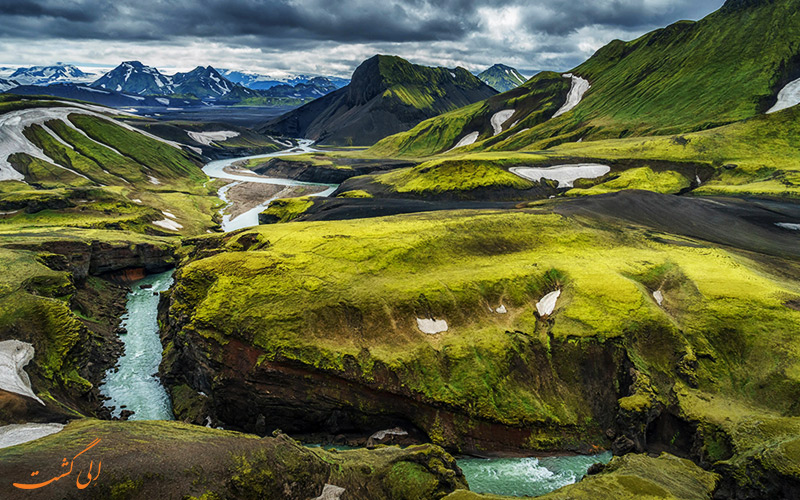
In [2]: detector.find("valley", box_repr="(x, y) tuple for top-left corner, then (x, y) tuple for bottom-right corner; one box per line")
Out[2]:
(1, 0), (800, 499)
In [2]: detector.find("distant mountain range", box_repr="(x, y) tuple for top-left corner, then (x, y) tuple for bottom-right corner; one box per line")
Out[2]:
(261, 54), (497, 145)
(1, 60), (346, 108)
(4, 63), (100, 86)
(477, 64), (527, 92)
(219, 69), (349, 90)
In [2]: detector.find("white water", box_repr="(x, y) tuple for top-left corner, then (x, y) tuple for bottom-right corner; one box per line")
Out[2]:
(459, 452), (612, 497)
(203, 139), (338, 232)
(100, 270), (175, 420)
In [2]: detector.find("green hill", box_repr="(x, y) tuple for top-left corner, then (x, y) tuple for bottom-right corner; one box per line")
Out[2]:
(260, 55), (497, 146)
(370, 0), (800, 157)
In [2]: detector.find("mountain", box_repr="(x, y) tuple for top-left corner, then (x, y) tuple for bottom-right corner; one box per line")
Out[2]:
(8, 63), (97, 86)
(260, 54), (497, 146)
(477, 64), (527, 92)
(91, 61), (175, 95)
(371, 0), (800, 157)
(262, 77), (338, 99)
(5, 83), (196, 108)
(0, 78), (18, 92)
(171, 65), (256, 99)
(219, 69), (349, 90)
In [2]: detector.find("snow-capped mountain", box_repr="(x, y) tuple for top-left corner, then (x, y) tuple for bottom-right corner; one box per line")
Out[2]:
(219, 69), (349, 90)
(172, 66), (254, 99)
(91, 61), (175, 95)
(477, 64), (528, 93)
(0, 78), (19, 92)
(8, 63), (97, 86)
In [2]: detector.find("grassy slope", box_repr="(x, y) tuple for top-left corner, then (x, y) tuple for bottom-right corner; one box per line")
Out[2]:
(371, 0), (800, 158)
(368, 72), (570, 158)
(1, 96), (220, 235)
(169, 208), (800, 467)
(0, 419), (466, 500)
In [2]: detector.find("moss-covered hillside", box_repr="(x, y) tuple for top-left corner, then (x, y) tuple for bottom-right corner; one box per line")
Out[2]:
(369, 0), (800, 158)
(0, 95), (220, 236)
(260, 55), (497, 146)
(161, 204), (800, 497)
(0, 419), (466, 500)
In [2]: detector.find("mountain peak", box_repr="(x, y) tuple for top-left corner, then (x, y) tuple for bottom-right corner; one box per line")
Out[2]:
(477, 64), (527, 92)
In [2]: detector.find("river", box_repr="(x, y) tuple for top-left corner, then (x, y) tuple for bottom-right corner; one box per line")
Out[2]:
(100, 270), (175, 420)
(100, 144), (610, 495)
(202, 139), (338, 231)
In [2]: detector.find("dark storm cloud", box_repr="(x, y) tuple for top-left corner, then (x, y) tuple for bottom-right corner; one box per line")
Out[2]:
(0, 0), (726, 75)
(0, 0), (723, 44)
(0, 0), (482, 43)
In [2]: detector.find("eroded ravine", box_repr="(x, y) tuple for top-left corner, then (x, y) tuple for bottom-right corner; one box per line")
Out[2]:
(100, 270), (175, 420)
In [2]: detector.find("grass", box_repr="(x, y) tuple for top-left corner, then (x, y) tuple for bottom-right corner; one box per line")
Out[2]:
(567, 167), (690, 196)
(259, 197), (315, 223)
(374, 158), (535, 194)
(167, 208), (800, 452)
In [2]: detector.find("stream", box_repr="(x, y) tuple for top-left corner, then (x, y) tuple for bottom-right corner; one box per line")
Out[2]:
(100, 270), (175, 420)
(98, 143), (610, 495)
(202, 139), (338, 231)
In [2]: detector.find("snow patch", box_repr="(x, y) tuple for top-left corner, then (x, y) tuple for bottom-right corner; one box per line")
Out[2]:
(153, 218), (183, 231)
(490, 109), (515, 136)
(0, 340), (43, 404)
(510, 163), (610, 188)
(312, 484), (346, 500)
(148, 175), (161, 185)
(495, 305), (507, 314)
(161, 211), (176, 219)
(653, 290), (664, 306)
(776, 222), (800, 231)
(416, 318), (448, 335)
(187, 130), (240, 146)
(155, 97), (170, 106)
(370, 427), (408, 441)
(448, 131), (479, 151)
(536, 290), (561, 317)
(553, 74), (590, 118)
(767, 77), (800, 114)
(0, 423), (64, 450)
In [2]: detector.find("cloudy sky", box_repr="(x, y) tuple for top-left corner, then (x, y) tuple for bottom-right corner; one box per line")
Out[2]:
(0, 0), (725, 78)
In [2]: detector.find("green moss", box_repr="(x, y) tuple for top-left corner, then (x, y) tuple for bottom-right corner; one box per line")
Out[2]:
(338, 189), (374, 198)
(259, 197), (314, 223)
(374, 158), (534, 194)
(568, 167), (690, 196)
(386, 461), (441, 500)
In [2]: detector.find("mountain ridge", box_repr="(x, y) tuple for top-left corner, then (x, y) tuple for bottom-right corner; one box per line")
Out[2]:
(260, 54), (497, 145)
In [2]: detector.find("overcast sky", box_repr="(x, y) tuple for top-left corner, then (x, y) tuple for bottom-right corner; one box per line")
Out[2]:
(0, 0), (725, 78)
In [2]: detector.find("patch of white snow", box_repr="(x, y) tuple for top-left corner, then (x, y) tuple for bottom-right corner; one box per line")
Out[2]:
(653, 290), (664, 306)
(767, 77), (800, 114)
(776, 222), (800, 231)
(416, 318), (448, 335)
(490, 109), (515, 136)
(495, 305), (507, 314)
(0, 423), (64, 449)
(536, 290), (561, 317)
(553, 74), (590, 118)
(510, 164), (610, 188)
(312, 484), (346, 500)
(0, 340), (43, 404)
(152, 218), (183, 231)
(448, 131), (479, 151)
(187, 130), (240, 147)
